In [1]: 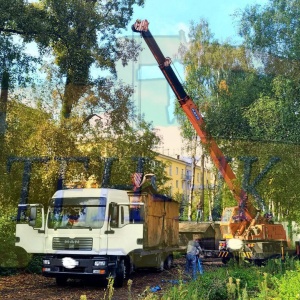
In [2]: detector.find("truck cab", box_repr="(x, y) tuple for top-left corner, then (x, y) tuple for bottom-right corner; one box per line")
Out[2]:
(15, 188), (143, 286)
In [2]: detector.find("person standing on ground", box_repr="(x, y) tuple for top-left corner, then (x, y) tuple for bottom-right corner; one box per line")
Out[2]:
(185, 240), (201, 279)
(196, 201), (203, 223)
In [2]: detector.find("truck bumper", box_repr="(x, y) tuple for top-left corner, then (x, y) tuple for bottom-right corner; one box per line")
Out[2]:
(42, 255), (117, 279)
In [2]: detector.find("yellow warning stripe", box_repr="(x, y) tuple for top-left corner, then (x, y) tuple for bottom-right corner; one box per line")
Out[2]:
(241, 252), (252, 258)
(218, 251), (228, 258)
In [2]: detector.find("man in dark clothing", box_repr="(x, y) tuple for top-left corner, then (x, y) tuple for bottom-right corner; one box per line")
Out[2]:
(185, 240), (201, 279)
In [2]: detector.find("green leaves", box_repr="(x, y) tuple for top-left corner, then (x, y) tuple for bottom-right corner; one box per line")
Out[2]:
(178, 6), (300, 222)
(0, 0), (144, 120)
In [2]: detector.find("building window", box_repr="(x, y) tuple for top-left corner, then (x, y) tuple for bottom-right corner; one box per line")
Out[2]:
(176, 167), (178, 175)
(169, 164), (172, 176)
(169, 182), (173, 195)
(186, 170), (191, 181)
(176, 180), (178, 188)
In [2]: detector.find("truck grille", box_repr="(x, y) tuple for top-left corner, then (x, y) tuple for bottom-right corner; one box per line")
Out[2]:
(52, 237), (93, 250)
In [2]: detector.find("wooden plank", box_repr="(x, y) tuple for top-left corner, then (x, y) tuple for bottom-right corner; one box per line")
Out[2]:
(143, 193), (179, 249)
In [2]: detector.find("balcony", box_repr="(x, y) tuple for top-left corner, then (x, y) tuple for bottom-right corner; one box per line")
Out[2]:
(181, 174), (191, 181)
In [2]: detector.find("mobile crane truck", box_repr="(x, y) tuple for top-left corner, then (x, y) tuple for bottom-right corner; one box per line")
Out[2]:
(132, 19), (292, 265)
(15, 174), (180, 286)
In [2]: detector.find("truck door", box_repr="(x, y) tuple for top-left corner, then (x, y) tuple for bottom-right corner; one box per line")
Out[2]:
(106, 203), (143, 255)
(15, 204), (46, 253)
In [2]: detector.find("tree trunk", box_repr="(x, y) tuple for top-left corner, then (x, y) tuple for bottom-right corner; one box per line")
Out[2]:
(0, 70), (9, 137)
(187, 155), (196, 221)
(61, 78), (75, 119)
(61, 72), (87, 120)
(200, 154), (205, 220)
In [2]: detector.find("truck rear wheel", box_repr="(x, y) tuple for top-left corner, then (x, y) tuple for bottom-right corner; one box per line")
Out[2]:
(164, 254), (173, 269)
(158, 259), (164, 272)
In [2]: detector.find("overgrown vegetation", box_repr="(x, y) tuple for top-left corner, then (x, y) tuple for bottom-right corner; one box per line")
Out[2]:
(77, 258), (300, 300)
(2, 254), (298, 299)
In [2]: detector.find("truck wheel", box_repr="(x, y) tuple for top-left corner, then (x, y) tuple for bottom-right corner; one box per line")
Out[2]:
(156, 255), (164, 272)
(221, 257), (230, 264)
(114, 260), (125, 288)
(254, 259), (266, 266)
(164, 254), (173, 269)
(56, 277), (68, 286)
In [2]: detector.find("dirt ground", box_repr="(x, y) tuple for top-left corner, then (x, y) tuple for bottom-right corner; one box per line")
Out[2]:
(1, 257), (221, 300)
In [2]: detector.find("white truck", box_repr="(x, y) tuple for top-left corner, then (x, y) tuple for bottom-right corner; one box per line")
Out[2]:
(15, 187), (180, 286)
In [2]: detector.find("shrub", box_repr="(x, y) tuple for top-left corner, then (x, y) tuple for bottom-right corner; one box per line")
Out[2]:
(0, 205), (34, 275)
(275, 267), (300, 300)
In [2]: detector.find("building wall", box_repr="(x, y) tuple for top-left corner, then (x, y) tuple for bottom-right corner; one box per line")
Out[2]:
(156, 153), (215, 201)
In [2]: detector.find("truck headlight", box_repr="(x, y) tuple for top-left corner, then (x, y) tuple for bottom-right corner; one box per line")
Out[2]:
(43, 259), (51, 265)
(94, 261), (106, 267)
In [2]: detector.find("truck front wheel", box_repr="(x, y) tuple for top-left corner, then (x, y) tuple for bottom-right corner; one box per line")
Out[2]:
(56, 277), (68, 286)
(114, 260), (125, 287)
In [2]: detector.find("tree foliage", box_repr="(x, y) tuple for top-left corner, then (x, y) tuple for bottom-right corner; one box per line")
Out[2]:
(34, 0), (144, 120)
(237, 0), (300, 144)
(0, 0), (144, 120)
(0, 1), (167, 214)
(180, 10), (300, 221)
(0, 97), (164, 210)
(176, 19), (259, 217)
(0, 33), (38, 137)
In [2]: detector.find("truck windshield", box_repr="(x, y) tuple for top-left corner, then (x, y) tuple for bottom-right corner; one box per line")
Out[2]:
(47, 197), (106, 229)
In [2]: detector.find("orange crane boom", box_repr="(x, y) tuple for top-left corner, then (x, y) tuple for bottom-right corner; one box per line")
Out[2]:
(132, 19), (253, 221)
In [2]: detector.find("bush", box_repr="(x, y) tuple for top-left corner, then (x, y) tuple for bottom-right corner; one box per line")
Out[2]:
(275, 267), (300, 299)
(162, 262), (265, 300)
(254, 261), (300, 300)
(0, 205), (33, 275)
(25, 254), (43, 274)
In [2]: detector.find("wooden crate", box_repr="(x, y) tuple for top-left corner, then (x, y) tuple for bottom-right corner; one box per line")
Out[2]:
(127, 192), (179, 249)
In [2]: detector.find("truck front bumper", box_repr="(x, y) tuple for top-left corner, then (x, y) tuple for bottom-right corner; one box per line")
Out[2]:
(42, 255), (117, 279)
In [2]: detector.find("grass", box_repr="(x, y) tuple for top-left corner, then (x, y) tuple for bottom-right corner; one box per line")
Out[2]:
(80, 257), (300, 300)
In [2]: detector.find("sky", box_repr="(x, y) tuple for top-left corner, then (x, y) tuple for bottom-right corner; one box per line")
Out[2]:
(115, 0), (269, 156)
(123, 0), (267, 40)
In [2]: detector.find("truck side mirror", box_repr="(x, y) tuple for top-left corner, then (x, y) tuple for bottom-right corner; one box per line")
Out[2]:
(29, 206), (37, 227)
(16, 204), (44, 229)
(109, 203), (118, 228)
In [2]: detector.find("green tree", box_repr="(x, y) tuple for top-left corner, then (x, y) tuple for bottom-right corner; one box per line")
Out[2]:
(235, 0), (300, 221)
(176, 19), (258, 218)
(0, 0), (144, 121)
(2, 97), (165, 207)
(237, 0), (300, 144)
(36, 0), (143, 120)
(176, 16), (300, 222)
(0, 0), (43, 141)
(0, 35), (37, 140)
